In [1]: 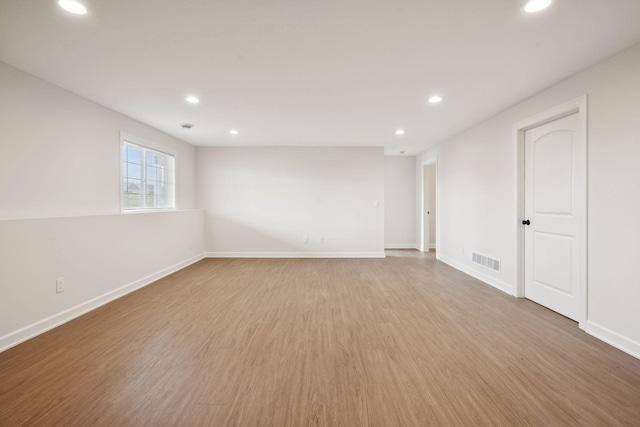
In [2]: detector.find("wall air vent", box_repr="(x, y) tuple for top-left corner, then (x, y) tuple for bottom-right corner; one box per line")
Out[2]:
(472, 252), (501, 273)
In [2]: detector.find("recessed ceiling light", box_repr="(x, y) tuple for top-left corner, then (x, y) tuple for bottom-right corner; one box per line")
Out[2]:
(524, 0), (552, 13)
(428, 95), (443, 104)
(229, 129), (239, 135)
(395, 129), (405, 135)
(58, 0), (88, 15)
(185, 96), (200, 104)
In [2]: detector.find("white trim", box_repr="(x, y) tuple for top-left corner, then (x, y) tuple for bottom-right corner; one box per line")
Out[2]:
(120, 132), (177, 213)
(0, 254), (205, 354)
(122, 208), (179, 215)
(429, 243), (436, 249)
(385, 243), (418, 249)
(119, 132), (177, 157)
(0, 208), (198, 222)
(438, 254), (514, 295)
(512, 95), (588, 329)
(586, 321), (640, 360)
(205, 252), (386, 259)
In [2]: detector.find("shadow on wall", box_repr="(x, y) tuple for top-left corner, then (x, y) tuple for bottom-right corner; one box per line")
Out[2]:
(204, 212), (310, 253)
(197, 147), (385, 254)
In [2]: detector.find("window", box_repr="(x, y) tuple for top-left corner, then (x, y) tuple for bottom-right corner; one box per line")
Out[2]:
(121, 136), (175, 211)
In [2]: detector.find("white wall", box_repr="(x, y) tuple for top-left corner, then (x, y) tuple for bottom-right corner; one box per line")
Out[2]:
(0, 210), (203, 351)
(0, 62), (203, 351)
(384, 156), (417, 248)
(0, 63), (196, 220)
(197, 147), (385, 257)
(416, 42), (640, 358)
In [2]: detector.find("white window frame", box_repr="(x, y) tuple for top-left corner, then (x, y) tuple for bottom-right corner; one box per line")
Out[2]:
(120, 132), (176, 212)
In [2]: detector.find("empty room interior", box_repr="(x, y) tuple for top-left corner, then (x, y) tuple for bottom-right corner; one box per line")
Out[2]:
(2, 0), (640, 425)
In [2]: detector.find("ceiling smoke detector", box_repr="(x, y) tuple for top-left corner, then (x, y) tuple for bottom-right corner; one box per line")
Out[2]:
(181, 123), (194, 129)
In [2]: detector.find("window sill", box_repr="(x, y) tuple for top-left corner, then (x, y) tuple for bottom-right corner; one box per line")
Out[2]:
(122, 208), (179, 215)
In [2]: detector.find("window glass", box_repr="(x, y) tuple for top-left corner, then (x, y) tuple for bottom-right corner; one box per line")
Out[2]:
(121, 139), (175, 211)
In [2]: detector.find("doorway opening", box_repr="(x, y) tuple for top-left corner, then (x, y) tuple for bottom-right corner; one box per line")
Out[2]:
(513, 96), (588, 329)
(422, 162), (437, 253)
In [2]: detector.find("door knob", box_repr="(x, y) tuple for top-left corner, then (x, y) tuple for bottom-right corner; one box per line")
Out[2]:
(522, 219), (530, 226)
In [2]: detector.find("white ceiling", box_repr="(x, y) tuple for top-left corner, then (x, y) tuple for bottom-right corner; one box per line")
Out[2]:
(2, 1), (640, 155)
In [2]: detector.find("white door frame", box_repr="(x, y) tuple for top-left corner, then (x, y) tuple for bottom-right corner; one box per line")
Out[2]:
(420, 158), (438, 253)
(512, 95), (588, 329)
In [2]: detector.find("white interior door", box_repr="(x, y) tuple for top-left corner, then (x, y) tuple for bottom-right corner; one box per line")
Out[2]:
(423, 165), (430, 252)
(524, 112), (584, 321)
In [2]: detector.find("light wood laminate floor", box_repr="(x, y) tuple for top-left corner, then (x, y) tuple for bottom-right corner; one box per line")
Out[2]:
(1, 250), (640, 426)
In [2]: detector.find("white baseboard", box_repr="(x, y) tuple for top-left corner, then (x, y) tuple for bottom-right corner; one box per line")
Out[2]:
(205, 252), (386, 259)
(437, 253), (513, 295)
(384, 243), (418, 249)
(585, 321), (640, 360)
(0, 253), (205, 354)
(4, 251), (638, 364)
(436, 256), (639, 361)
(429, 243), (436, 249)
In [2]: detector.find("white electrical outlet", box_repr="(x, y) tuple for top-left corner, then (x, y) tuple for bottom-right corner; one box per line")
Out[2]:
(374, 201), (380, 208)
(304, 237), (309, 244)
(319, 237), (324, 244)
(56, 277), (64, 293)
